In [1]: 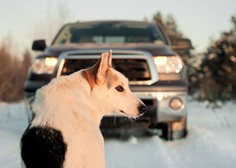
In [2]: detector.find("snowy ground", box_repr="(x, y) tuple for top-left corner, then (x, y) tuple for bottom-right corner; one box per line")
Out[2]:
(0, 100), (236, 168)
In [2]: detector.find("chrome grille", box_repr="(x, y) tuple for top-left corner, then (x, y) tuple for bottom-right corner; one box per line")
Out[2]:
(60, 58), (151, 81)
(56, 50), (159, 85)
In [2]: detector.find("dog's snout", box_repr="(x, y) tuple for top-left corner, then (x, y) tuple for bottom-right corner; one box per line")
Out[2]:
(138, 104), (147, 114)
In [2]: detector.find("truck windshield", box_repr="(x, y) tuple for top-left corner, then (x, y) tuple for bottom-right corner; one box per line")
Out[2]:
(53, 21), (167, 45)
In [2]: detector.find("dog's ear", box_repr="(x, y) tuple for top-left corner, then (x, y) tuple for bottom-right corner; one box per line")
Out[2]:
(97, 50), (112, 82)
(82, 50), (112, 89)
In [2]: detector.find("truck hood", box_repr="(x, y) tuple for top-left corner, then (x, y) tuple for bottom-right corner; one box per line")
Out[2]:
(44, 43), (176, 57)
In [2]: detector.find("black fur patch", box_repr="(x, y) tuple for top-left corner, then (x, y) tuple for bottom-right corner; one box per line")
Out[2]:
(21, 126), (67, 168)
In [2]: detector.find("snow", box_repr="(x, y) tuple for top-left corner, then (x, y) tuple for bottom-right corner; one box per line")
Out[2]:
(0, 103), (27, 168)
(1, 100), (236, 168)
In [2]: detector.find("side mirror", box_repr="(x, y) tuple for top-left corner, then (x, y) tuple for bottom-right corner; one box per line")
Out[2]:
(32, 40), (46, 51)
(172, 38), (193, 50)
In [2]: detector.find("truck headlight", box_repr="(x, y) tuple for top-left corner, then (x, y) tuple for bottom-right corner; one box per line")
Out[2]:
(153, 56), (183, 73)
(31, 57), (58, 74)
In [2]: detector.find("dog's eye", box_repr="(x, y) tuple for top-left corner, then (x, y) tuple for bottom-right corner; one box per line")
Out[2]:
(115, 86), (124, 92)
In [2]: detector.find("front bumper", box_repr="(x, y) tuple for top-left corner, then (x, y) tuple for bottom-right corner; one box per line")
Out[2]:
(24, 83), (187, 123)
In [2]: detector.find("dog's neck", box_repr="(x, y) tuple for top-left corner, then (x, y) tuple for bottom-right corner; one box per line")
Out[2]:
(32, 72), (105, 128)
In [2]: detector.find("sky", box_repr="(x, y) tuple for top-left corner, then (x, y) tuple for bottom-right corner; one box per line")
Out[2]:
(0, 0), (236, 56)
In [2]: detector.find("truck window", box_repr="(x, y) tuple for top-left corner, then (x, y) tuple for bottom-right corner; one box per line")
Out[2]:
(53, 22), (167, 45)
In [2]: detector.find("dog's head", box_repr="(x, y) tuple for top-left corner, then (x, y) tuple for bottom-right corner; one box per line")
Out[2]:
(82, 50), (147, 118)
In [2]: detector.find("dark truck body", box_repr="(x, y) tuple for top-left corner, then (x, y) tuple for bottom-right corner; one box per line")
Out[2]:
(24, 20), (192, 140)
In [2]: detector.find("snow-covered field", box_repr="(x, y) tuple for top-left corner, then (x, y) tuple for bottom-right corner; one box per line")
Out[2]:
(0, 100), (236, 168)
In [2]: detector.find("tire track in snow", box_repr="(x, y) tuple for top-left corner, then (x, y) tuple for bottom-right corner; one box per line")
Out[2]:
(165, 126), (236, 168)
(105, 136), (176, 168)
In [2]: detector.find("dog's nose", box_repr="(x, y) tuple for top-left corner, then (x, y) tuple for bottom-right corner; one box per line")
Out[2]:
(138, 104), (147, 114)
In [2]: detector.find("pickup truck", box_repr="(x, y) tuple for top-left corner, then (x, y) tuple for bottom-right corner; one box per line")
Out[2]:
(24, 20), (192, 140)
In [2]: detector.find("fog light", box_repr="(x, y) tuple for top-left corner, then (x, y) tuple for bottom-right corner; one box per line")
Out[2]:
(169, 97), (183, 110)
(172, 121), (184, 131)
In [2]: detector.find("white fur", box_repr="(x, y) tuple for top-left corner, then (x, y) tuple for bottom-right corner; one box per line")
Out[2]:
(30, 51), (144, 168)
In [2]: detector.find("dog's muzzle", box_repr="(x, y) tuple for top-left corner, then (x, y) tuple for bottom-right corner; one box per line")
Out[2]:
(138, 104), (147, 115)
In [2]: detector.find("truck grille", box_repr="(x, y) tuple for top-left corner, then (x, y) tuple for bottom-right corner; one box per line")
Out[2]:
(56, 50), (159, 85)
(60, 58), (151, 81)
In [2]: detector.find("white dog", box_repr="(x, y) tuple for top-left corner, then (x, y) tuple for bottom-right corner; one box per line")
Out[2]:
(21, 50), (147, 168)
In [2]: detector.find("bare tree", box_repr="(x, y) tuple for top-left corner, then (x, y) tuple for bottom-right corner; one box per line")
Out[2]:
(153, 12), (183, 44)
(0, 36), (32, 102)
